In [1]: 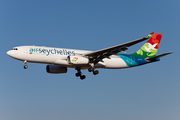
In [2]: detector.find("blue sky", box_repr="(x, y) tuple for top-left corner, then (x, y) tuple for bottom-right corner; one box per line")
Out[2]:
(0, 0), (180, 120)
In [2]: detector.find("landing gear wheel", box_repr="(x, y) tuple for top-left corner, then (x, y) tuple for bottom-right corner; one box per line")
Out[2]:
(93, 70), (99, 75)
(88, 68), (93, 72)
(24, 65), (28, 69)
(23, 60), (28, 69)
(75, 69), (86, 80)
(75, 73), (81, 77)
(80, 75), (86, 80)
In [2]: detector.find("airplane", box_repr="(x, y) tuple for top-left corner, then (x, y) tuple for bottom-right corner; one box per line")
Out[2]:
(7, 32), (173, 80)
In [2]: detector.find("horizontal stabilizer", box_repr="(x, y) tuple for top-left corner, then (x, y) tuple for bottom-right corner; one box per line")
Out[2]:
(146, 52), (173, 61)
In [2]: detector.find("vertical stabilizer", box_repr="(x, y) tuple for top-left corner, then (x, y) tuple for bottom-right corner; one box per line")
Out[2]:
(130, 33), (163, 58)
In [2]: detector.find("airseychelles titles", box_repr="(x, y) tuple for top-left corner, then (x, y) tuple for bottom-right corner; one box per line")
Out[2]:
(29, 47), (75, 56)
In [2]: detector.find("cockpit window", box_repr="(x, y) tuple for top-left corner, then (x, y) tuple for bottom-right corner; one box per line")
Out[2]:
(11, 48), (18, 50)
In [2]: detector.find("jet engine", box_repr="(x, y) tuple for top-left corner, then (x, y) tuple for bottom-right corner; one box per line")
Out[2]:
(67, 56), (89, 64)
(46, 65), (67, 74)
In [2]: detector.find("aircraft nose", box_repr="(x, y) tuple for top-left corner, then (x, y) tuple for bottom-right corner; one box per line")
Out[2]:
(7, 50), (11, 56)
(7, 50), (14, 57)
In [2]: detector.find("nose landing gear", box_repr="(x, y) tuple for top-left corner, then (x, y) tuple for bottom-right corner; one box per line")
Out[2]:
(75, 69), (86, 80)
(23, 60), (28, 69)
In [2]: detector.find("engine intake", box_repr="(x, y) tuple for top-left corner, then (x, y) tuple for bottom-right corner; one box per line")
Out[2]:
(46, 65), (67, 74)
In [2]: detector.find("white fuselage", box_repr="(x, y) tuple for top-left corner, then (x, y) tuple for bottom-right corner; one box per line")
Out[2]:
(7, 46), (129, 69)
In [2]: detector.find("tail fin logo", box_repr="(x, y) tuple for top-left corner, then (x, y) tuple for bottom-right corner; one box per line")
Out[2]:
(130, 33), (162, 58)
(144, 43), (157, 52)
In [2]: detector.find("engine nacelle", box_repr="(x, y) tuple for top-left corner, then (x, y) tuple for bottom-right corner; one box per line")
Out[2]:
(46, 65), (67, 74)
(67, 56), (89, 64)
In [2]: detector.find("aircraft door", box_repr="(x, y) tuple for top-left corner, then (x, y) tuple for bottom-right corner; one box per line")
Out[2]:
(24, 47), (28, 53)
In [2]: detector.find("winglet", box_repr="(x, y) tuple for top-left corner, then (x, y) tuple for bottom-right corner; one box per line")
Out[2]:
(146, 32), (154, 38)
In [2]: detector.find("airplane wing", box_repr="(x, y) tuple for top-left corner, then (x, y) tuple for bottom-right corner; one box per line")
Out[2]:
(83, 32), (154, 64)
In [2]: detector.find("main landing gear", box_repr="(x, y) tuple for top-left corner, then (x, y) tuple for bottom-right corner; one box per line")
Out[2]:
(75, 68), (99, 80)
(75, 69), (86, 80)
(23, 60), (28, 69)
(88, 68), (99, 75)
(88, 62), (99, 75)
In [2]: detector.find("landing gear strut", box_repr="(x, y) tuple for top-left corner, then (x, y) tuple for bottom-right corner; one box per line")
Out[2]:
(75, 69), (86, 80)
(23, 60), (28, 69)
